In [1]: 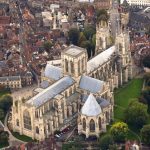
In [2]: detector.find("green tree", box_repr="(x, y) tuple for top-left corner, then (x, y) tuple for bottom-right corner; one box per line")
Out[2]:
(80, 40), (92, 58)
(143, 56), (150, 68)
(0, 94), (13, 113)
(83, 26), (96, 40)
(92, 34), (96, 46)
(0, 109), (4, 120)
(96, 9), (109, 22)
(124, 101), (148, 128)
(110, 122), (129, 142)
(99, 134), (114, 150)
(43, 41), (53, 53)
(78, 32), (87, 45)
(0, 131), (9, 144)
(68, 28), (80, 45)
(141, 124), (150, 145)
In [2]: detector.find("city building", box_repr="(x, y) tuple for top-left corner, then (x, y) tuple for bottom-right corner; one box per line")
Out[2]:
(121, 0), (150, 6)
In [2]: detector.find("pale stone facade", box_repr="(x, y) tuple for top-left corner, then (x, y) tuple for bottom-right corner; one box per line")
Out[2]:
(12, 16), (132, 140)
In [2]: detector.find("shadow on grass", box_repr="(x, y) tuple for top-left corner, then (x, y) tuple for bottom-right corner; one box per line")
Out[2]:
(12, 132), (34, 142)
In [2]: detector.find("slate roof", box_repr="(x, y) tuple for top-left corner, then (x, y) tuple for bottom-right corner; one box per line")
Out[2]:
(79, 75), (104, 93)
(44, 64), (62, 80)
(63, 45), (86, 57)
(26, 76), (75, 108)
(81, 94), (102, 116)
(87, 46), (116, 73)
(40, 80), (50, 89)
(0, 76), (21, 81)
(81, 94), (110, 109)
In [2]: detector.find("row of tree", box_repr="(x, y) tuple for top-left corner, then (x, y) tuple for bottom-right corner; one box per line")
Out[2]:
(0, 94), (12, 121)
(68, 26), (96, 58)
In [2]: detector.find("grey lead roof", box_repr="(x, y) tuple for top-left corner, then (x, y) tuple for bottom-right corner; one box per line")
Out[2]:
(87, 46), (116, 73)
(63, 45), (86, 57)
(0, 76), (21, 81)
(44, 64), (63, 80)
(26, 76), (75, 108)
(79, 75), (104, 93)
(81, 94), (102, 116)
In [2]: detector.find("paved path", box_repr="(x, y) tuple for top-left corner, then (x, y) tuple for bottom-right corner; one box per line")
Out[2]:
(4, 112), (26, 147)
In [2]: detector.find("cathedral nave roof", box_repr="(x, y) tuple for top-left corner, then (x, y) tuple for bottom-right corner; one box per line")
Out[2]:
(26, 76), (75, 107)
(44, 64), (63, 80)
(79, 75), (104, 93)
(87, 46), (116, 74)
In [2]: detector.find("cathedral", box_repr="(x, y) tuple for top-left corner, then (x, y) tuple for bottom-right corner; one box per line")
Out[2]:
(12, 18), (132, 140)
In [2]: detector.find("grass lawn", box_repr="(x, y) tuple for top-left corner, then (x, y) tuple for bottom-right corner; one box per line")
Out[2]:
(114, 78), (143, 120)
(12, 132), (34, 142)
(113, 78), (144, 141)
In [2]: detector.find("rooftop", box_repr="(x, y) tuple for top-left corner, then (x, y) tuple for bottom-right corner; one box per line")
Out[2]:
(87, 46), (116, 73)
(79, 75), (104, 93)
(64, 45), (86, 57)
(81, 94), (102, 116)
(26, 76), (75, 108)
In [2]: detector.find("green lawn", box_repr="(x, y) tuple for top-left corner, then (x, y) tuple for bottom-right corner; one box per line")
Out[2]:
(12, 132), (34, 142)
(113, 78), (144, 141)
(114, 78), (143, 120)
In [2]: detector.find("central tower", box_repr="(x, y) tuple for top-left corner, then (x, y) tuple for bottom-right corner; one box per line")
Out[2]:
(61, 45), (88, 80)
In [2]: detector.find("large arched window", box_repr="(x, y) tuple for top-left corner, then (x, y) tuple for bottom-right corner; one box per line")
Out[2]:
(65, 59), (68, 72)
(78, 61), (80, 75)
(82, 58), (84, 71)
(23, 110), (32, 130)
(99, 37), (103, 47)
(119, 43), (123, 53)
(99, 117), (102, 130)
(70, 61), (74, 74)
(36, 126), (39, 134)
(69, 88), (72, 96)
(16, 119), (19, 126)
(83, 118), (86, 131)
(90, 119), (95, 132)
(67, 107), (70, 118)
(106, 111), (109, 123)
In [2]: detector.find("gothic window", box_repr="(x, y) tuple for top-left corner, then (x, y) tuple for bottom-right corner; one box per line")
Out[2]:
(70, 61), (74, 74)
(78, 61), (80, 75)
(73, 85), (76, 93)
(106, 111), (109, 123)
(99, 37), (103, 46)
(65, 59), (68, 72)
(119, 43), (123, 53)
(65, 91), (68, 98)
(23, 110), (32, 130)
(69, 88), (72, 96)
(48, 124), (50, 132)
(67, 107), (70, 118)
(72, 103), (76, 114)
(16, 119), (19, 126)
(36, 126), (39, 134)
(98, 117), (102, 130)
(89, 119), (95, 132)
(83, 118), (86, 131)
(82, 58), (84, 71)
